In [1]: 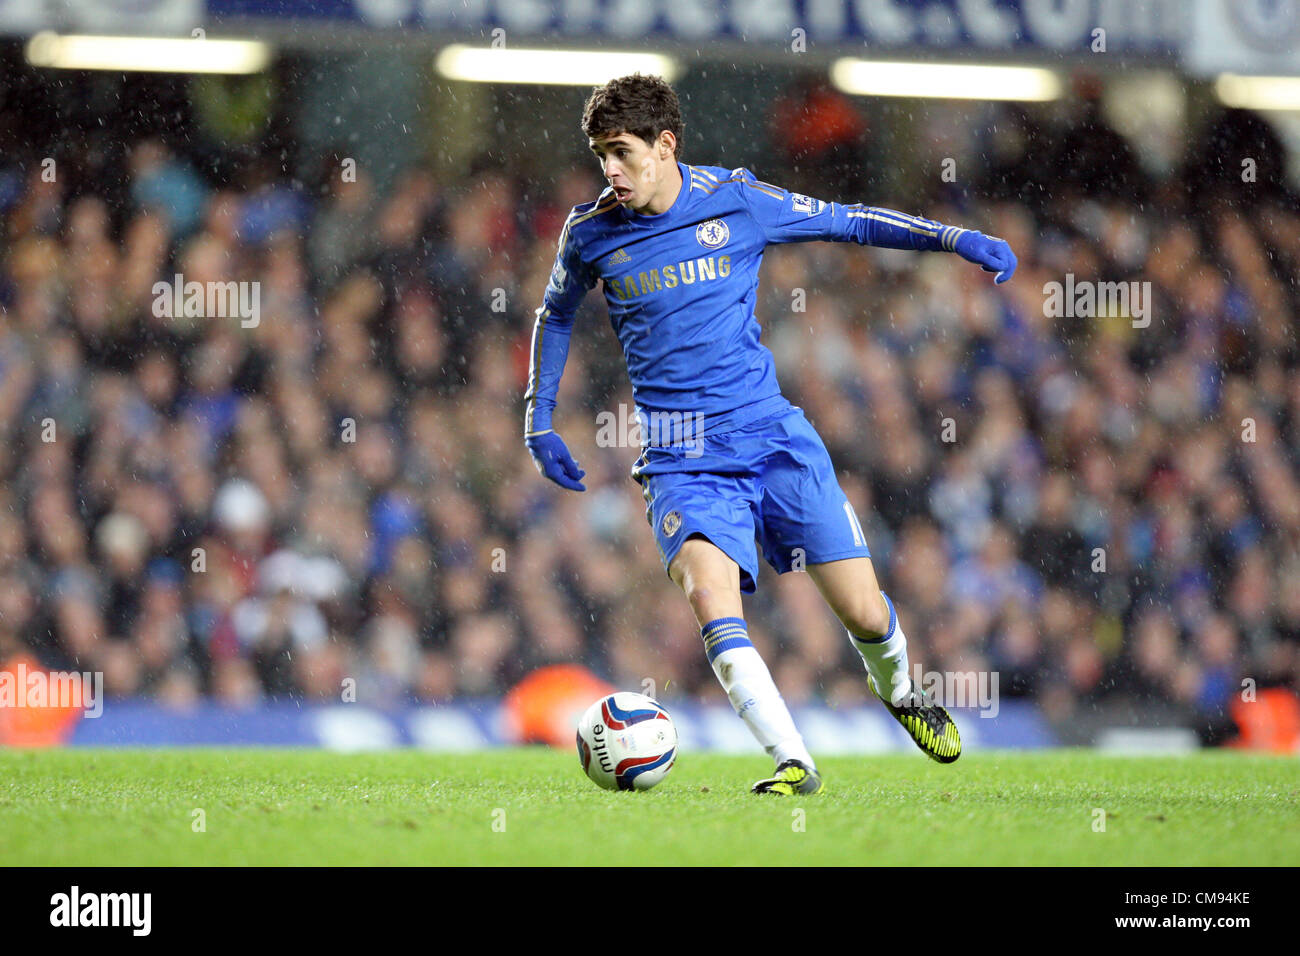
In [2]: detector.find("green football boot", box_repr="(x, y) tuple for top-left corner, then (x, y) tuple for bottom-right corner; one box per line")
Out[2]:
(751, 759), (824, 796)
(869, 675), (962, 763)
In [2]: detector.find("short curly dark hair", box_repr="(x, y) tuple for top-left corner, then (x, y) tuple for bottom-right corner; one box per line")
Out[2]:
(581, 73), (684, 159)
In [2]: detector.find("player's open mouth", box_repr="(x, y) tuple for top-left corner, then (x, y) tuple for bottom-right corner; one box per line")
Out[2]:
(614, 187), (632, 201)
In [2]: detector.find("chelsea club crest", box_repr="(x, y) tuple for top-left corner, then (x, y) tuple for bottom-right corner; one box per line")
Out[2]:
(696, 219), (729, 248)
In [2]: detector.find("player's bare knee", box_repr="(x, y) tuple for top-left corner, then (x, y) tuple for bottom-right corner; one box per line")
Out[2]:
(841, 590), (890, 639)
(683, 581), (732, 622)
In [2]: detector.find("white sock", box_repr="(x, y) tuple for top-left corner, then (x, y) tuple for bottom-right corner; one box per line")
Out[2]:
(848, 591), (913, 705)
(701, 617), (815, 770)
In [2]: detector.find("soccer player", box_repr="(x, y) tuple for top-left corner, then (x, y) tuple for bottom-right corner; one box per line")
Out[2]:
(525, 73), (1016, 795)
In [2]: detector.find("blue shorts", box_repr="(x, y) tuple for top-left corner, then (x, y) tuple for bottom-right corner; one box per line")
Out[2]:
(631, 405), (871, 594)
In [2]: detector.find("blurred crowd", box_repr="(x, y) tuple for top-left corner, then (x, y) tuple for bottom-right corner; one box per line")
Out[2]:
(1, 91), (1299, 744)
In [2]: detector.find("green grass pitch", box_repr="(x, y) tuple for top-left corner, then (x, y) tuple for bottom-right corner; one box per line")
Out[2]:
(1, 748), (1297, 865)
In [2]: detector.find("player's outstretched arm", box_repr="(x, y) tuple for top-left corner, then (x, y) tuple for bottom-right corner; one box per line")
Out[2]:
(731, 167), (1016, 283)
(853, 206), (1017, 284)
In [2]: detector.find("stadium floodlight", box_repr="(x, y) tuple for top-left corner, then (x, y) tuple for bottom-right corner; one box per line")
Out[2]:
(25, 32), (271, 74)
(830, 59), (1062, 101)
(1215, 74), (1300, 112)
(435, 45), (680, 85)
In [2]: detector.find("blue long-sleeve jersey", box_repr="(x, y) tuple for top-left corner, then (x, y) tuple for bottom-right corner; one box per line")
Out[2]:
(524, 162), (971, 442)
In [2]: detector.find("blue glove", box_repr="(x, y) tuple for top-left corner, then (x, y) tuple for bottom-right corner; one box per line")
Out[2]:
(954, 231), (1017, 284)
(525, 430), (586, 492)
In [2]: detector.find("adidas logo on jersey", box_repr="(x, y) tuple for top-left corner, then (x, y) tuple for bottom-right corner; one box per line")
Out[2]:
(608, 247), (632, 266)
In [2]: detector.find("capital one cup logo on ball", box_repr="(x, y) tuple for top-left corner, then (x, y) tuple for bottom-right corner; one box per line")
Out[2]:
(576, 693), (677, 791)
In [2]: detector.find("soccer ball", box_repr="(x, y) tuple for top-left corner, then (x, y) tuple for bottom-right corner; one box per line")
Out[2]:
(575, 692), (677, 791)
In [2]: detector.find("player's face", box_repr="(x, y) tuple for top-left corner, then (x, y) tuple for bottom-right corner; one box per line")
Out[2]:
(589, 132), (670, 209)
